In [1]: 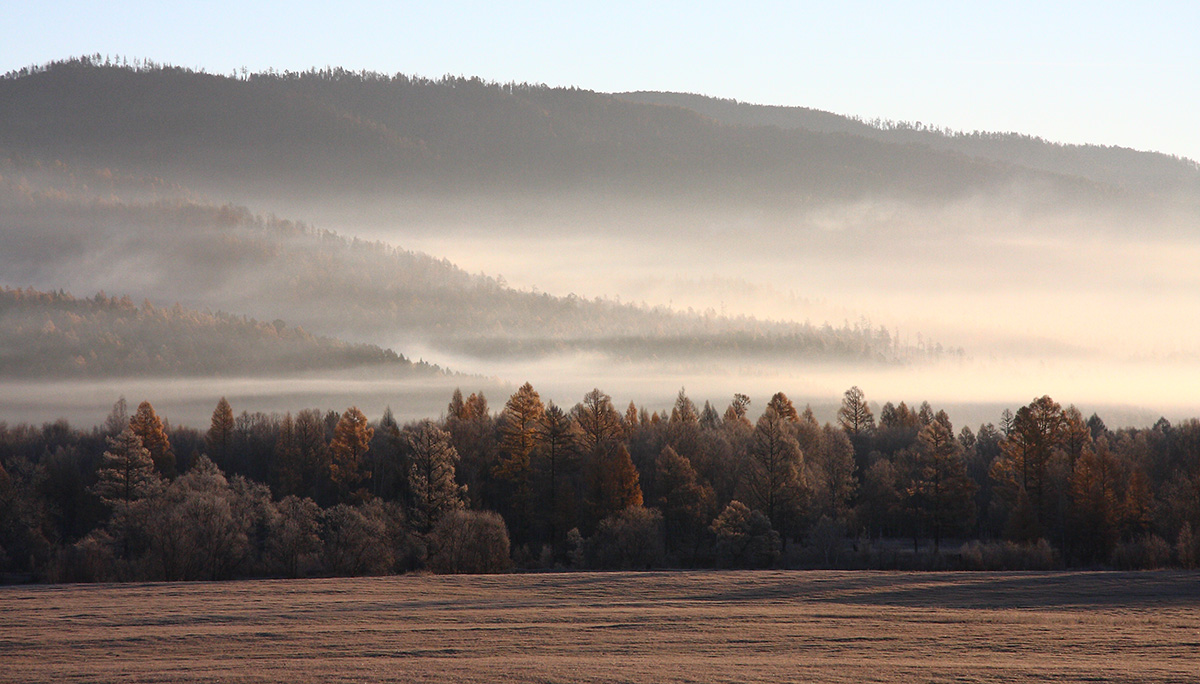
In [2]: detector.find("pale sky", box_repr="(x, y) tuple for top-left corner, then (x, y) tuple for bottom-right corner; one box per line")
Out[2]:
(4, 1), (1198, 162)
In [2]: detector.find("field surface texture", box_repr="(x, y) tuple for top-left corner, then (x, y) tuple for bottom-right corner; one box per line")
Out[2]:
(3, 571), (1199, 683)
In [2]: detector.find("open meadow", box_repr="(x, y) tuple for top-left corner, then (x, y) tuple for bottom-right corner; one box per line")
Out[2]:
(3, 570), (1199, 683)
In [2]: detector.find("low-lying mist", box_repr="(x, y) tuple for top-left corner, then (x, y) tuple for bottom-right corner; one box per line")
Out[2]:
(339, 193), (1197, 358)
(303, 190), (1200, 420)
(5, 162), (1200, 428)
(0, 352), (1177, 432)
(402, 348), (1181, 430)
(0, 371), (509, 429)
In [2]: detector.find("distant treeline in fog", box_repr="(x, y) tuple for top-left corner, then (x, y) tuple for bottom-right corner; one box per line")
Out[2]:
(0, 165), (936, 364)
(0, 287), (434, 378)
(2, 386), (1197, 582)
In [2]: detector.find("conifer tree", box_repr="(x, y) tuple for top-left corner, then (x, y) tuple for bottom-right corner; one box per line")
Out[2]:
(745, 407), (805, 534)
(129, 401), (175, 477)
(653, 445), (716, 560)
(370, 406), (405, 501)
(293, 409), (331, 503)
(406, 420), (464, 534)
(837, 386), (875, 435)
(572, 388), (622, 452)
(92, 426), (161, 559)
(723, 393), (752, 427)
(670, 388), (698, 424)
(904, 419), (976, 552)
(625, 401), (640, 431)
(801, 404), (818, 426)
(917, 401), (935, 426)
(1069, 438), (1120, 561)
(1061, 405), (1093, 469)
(494, 383), (545, 542)
(991, 396), (1066, 530)
(535, 402), (577, 551)
(329, 407), (373, 503)
(1000, 408), (1015, 437)
(699, 401), (721, 430)
(462, 392), (489, 421)
(205, 397), (235, 471)
(879, 402), (899, 429)
(447, 388), (465, 420)
(93, 426), (160, 508)
(497, 383), (545, 469)
(272, 412), (303, 497)
(766, 392), (799, 423)
(809, 425), (859, 523)
(584, 442), (642, 532)
(103, 395), (129, 436)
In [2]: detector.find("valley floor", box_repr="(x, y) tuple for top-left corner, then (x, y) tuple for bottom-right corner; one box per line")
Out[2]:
(3, 570), (1198, 683)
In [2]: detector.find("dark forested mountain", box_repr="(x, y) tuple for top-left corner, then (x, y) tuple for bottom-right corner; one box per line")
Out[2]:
(0, 287), (437, 378)
(615, 91), (1200, 198)
(0, 56), (1133, 208)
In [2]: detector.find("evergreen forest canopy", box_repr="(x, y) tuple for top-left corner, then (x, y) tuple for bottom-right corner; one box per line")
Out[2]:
(1, 385), (1197, 583)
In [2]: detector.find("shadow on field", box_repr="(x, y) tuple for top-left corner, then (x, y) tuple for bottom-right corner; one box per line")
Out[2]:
(679, 570), (1200, 610)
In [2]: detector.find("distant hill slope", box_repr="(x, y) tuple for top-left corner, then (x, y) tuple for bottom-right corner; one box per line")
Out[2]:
(0, 156), (923, 365)
(0, 57), (1122, 208)
(614, 91), (1200, 198)
(0, 287), (439, 378)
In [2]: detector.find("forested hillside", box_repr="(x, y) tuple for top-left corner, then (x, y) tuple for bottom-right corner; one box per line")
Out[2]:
(0, 56), (1123, 208)
(0, 158), (922, 365)
(615, 91), (1200, 198)
(0, 287), (436, 378)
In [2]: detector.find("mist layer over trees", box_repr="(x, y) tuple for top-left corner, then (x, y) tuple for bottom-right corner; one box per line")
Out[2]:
(0, 153), (935, 369)
(0, 287), (437, 378)
(4, 57), (1195, 414)
(3, 385), (1198, 582)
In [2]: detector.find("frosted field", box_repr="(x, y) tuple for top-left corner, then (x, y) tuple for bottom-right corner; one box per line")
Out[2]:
(3, 570), (1199, 683)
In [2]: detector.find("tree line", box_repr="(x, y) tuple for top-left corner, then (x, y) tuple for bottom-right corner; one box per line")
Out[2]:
(0, 287), (432, 378)
(2, 385), (1198, 582)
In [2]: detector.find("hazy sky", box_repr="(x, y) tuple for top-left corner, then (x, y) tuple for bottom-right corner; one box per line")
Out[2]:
(4, 1), (1198, 162)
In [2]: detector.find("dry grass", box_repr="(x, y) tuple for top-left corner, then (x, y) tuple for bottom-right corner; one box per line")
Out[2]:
(3, 570), (1199, 683)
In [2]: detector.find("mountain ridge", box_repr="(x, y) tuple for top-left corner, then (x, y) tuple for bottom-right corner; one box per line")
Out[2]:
(613, 90), (1200, 197)
(0, 56), (1144, 210)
